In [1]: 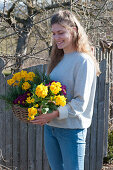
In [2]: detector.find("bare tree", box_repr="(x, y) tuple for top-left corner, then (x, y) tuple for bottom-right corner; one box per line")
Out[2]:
(0, 0), (73, 71)
(0, 0), (113, 71)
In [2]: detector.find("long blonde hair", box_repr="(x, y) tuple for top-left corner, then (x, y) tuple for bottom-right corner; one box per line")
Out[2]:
(47, 10), (100, 76)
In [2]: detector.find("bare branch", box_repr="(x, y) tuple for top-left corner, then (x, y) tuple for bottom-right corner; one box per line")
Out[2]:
(0, 32), (17, 40)
(93, 0), (108, 21)
(7, 2), (16, 18)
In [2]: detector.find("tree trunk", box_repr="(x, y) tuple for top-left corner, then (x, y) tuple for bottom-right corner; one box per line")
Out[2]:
(13, 19), (33, 72)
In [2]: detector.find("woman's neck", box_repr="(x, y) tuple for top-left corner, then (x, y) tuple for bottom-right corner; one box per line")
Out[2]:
(63, 46), (77, 54)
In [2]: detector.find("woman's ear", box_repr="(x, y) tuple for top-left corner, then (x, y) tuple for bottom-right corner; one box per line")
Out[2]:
(72, 27), (77, 33)
(71, 27), (77, 38)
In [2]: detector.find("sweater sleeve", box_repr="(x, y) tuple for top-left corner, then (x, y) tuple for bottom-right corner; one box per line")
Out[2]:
(57, 59), (96, 120)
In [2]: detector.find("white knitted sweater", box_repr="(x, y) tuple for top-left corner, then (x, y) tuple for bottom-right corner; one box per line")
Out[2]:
(47, 52), (97, 129)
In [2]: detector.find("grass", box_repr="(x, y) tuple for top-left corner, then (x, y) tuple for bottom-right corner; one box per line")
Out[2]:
(103, 130), (113, 164)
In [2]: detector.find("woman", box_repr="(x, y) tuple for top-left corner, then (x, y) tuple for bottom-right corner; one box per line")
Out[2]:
(31, 10), (100, 170)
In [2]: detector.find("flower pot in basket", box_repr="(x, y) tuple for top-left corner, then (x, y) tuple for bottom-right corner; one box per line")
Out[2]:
(0, 70), (67, 123)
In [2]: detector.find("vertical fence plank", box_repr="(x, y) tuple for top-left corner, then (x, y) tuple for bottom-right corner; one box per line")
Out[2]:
(96, 48), (99, 62)
(89, 78), (99, 170)
(20, 122), (28, 170)
(85, 127), (90, 170)
(42, 128), (51, 170)
(96, 59), (106, 170)
(5, 76), (13, 168)
(28, 124), (36, 170)
(6, 72), (21, 170)
(35, 125), (43, 170)
(99, 48), (103, 62)
(12, 116), (20, 170)
(103, 83), (109, 157)
(0, 59), (6, 167)
(110, 51), (113, 119)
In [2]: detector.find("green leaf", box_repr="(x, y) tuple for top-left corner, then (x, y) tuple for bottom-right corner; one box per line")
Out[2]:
(42, 100), (48, 105)
(41, 108), (49, 114)
(47, 109), (54, 114)
(35, 113), (39, 117)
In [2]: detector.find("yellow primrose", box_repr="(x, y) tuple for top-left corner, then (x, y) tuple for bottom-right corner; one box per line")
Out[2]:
(26, 97), (32, 103)
(50, 82), (62, 94)
(25, 72), (35, 81)
(50, 96), (54, 101)
(12, 72), (21, 81)
(29, 115), (35, 120)
(35, 83), (48, 98)
(13, 82), (20, 86)
(7, 79), (15, 86)
(31, 98), (35, 103)
(22, 82), (31, 90)
(28, 107), (37, 117)
(20, 70), (28, 79)
(26, 97), (35, 103)
(35, 104), (39, 108)
(28, 114), (35, 120)
(18, 101), (20, 104)
(55, 95), (66, 107)
(27, 93), (31, 96)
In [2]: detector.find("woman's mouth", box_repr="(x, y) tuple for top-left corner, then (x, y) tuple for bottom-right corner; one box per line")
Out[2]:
(56, 41), (64, 46)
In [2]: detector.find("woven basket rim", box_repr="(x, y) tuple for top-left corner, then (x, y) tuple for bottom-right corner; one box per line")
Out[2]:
(12, 104), (30, 123)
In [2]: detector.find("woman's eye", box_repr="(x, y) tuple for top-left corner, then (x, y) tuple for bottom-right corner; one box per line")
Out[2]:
(52, 32), (64, 36)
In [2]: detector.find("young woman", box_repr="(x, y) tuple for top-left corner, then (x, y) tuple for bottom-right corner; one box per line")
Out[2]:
(31, 10), (100, 170)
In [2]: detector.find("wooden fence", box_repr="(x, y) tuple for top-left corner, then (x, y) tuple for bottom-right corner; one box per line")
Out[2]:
(0, 49), (112, 170)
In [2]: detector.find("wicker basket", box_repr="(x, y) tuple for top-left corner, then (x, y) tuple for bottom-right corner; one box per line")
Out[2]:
(12, 105), (30, 123)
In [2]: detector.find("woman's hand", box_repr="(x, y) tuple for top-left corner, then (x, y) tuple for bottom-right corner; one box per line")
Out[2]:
(30, 110), (59, 126)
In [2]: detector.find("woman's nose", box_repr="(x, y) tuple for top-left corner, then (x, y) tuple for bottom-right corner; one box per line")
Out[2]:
(53, 34), (60, 40)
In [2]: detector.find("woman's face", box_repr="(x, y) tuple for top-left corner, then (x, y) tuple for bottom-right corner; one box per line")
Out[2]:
(51, 23), (76, 54)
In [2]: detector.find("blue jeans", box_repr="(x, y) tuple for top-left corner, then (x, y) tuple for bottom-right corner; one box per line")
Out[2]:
(44, 125), (87, 170)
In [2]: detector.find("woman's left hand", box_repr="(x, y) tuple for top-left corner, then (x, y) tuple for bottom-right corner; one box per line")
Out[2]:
(30, 110), (59, 126)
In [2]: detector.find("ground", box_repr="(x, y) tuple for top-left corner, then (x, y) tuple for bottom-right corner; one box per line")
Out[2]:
(102, 163), (113, 170)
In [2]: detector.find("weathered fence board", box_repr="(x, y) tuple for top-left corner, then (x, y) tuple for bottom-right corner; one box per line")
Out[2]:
(0, 49), (112, 170)
(20, 122), (28, 170)
(0, 59), (6, 166)
(84, 126), (90, 170)
(104, 83), (109, 157)
(84, 59), (107, 170)
(96, 60), (106, 170)
(35, 125), (43, 170)
(89, 82), (98, 170)
(28, 124), (36, 170)
(12, 116), (20, 170)
(5, 76), (13, 168)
